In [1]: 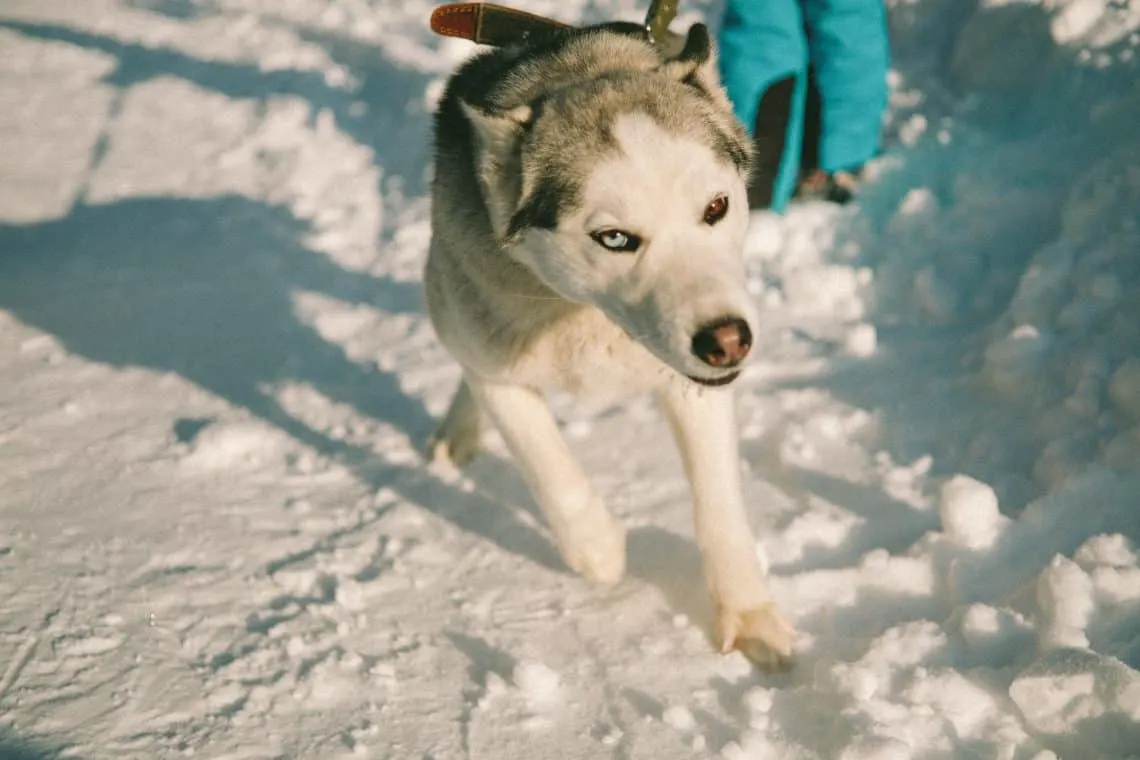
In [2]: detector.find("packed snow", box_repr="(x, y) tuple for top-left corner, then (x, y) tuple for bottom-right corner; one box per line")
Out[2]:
(1, 0), (1139, 757)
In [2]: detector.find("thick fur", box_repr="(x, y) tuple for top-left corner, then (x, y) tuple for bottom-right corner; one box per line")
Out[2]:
(424, 22), (794, 669)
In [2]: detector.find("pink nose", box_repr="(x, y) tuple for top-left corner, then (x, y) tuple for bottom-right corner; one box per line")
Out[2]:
(691, 318), (752, 368)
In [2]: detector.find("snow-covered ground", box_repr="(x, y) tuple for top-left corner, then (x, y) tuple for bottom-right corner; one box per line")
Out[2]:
(1, 0), (1138, 757)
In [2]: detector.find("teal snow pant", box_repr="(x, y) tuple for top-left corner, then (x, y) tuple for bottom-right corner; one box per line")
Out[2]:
(717, 0), (890, 210)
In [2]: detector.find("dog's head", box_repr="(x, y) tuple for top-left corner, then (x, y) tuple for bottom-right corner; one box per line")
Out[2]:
(463, 24), (757, 387)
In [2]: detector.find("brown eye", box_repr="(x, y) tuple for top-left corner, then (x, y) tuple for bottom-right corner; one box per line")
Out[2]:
(703, 195), (729, 225)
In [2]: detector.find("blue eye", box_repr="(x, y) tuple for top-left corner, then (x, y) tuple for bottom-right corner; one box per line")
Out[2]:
(590, 229), (642, 253)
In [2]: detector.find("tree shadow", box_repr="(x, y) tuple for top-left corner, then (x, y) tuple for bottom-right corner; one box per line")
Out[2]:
(123, 0), (214, 22)
(0, 18), (433, 200)
(0, 196), (427, 436)
(0, 733), (74, 760)
(0, 195), (562, 574)
(292, 25), (435, 200)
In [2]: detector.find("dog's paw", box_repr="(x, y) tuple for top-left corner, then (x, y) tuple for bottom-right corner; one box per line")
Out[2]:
(716, 602), (795, 672)
(427, 425), (481, 468)
(557, 508), (627, 586)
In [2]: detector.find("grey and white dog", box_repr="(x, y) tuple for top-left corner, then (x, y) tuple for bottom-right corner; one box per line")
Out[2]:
(424, 20), (794, 669)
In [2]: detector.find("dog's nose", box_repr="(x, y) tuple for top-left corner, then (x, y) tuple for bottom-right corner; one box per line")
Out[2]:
(691, 317), (752, 368)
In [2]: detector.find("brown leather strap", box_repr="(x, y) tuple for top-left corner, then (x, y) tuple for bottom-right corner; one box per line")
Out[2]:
(430, 3), (570, 47)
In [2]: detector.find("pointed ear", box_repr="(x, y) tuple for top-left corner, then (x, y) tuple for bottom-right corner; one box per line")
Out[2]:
(460, 101), (534, 239)
(460, 101), (533, 157)
(658, 23), (723, 95)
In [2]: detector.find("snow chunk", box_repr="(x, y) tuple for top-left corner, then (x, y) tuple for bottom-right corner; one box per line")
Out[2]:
(1075, 534), (1138, 569)
(1036, 555), (1096, 650)
(783, 265), (868, 322)
(334, 578), (368, 612)
(982, 325), (1050, 398)
(1104, 426), (1140, 473)
(1010, 648), (1140, 757)
(179, 419), (290, 472)
(769, 500), (861, 566)
(843, 323), (878, 357)
(1109, 358), (1140, 420)
(898, 113), (927, 147)
(839, 735), (911, 760)
(897, 187), (939, 218)
(939, 475), (1005, 549)
(958, 603), (1034, 665)
(743, 687), (774, 720)
(1052, 0), (1106, 44)
(661, 704), (697, 733)
(913, 266), (958, 322)
(58, 634), (125, 657)
(512, 660), (561, 711)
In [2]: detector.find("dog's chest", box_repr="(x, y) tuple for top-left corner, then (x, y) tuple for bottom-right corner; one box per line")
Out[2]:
(510, 307), (668, 404)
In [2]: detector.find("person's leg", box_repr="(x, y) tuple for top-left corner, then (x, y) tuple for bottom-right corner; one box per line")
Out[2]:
(799, 0), (890, 176)
(717, 0), (809, 211)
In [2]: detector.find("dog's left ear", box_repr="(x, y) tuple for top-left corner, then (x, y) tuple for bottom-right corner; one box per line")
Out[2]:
(657, 23), (719, 92)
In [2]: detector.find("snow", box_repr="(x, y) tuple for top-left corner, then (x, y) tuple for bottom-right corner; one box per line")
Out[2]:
(0, 0), (1139, 758)
(939, 474), (1005, 549)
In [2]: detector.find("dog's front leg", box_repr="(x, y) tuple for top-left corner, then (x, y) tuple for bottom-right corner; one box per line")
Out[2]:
(657, 382), (795, 670)
(470, 377), (626, 585)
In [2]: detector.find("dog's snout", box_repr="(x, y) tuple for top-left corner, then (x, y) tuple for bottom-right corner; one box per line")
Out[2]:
(691, 317), (752, 368)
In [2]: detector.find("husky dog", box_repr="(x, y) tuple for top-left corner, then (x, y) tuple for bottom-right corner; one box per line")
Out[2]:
(424, 20), (794, 669)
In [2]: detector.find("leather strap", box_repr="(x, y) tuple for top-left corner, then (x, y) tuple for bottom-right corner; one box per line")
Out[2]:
(430, 3), (570, 47)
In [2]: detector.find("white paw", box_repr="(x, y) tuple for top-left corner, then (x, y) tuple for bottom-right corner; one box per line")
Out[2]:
(555, 506), (627, 586)
(716, 602), (795, 672)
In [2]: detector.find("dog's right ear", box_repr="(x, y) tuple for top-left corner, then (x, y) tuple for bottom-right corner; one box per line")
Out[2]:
(461, 101), (534, 239)
(657, 23), (731, 104)
(461, 101), (533, 158)
(658, 24), (712, 78)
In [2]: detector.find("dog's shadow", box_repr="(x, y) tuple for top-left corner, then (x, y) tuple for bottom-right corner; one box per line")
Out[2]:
(626, 525), (715, 630)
